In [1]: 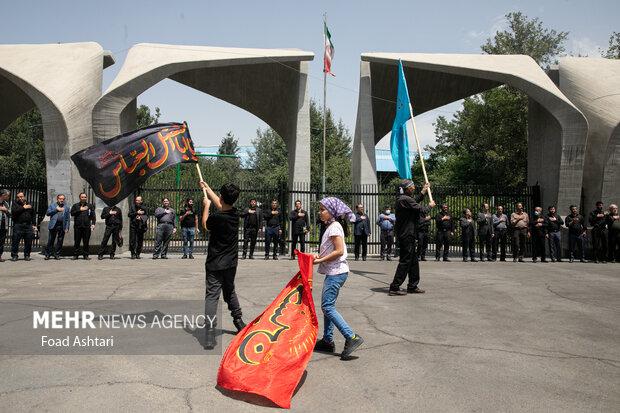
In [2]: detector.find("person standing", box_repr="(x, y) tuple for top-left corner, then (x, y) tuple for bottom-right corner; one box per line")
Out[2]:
(10, 192), (37, 261)
(153, 198), (176, 259)
(0, 189), (11, 262)
(492, 205), (508, 261)
(241, 199), (262, 260)
(264, 199), (282, 260)
(565, 205), (587, 263)
(589, 201), (608, 263)
(289, 200), (309, 259)
(180, 198), (199, 259)
(99, 204), (122, 260)
(476, 203), (493, 262)
(545, 205), (564, 262)
(44, 194), (70, 260)
(377, 206), (395, 261)
(200, 181), (246, 350)
(530, 206), (548, 263)
(70, 193), (96, 260)
(606, 204), (620, 263)
(510, 203), (529, 262)
(128, 196), (148, 259)
(389, 180), (435, 296)
(460, 208), (477, 262)
(353, 204), (371, 261)
(434, 204), (454, 262)
(417, 206), (431, 261)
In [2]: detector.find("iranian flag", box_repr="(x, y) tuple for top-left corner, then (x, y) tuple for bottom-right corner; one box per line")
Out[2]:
(323, 22), (335, 76)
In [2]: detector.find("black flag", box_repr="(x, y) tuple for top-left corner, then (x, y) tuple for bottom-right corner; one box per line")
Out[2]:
(71, 122), (198, 206)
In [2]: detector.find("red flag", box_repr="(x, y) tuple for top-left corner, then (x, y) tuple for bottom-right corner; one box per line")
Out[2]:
(217, 251), (318, 409)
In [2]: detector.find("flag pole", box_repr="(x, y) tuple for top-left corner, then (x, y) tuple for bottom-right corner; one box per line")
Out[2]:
(407, 104), (434, 203)
(321, 13), (327, 194)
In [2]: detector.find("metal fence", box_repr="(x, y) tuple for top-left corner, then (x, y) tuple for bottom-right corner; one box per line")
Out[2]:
(0, 181), (48, 252)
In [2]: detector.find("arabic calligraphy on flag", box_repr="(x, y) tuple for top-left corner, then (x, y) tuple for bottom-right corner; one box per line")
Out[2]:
(71, 122), (198, 206)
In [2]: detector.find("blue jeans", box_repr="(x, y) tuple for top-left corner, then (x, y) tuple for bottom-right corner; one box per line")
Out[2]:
(321, 272), (354, 342)
(182, 227), (195, 255)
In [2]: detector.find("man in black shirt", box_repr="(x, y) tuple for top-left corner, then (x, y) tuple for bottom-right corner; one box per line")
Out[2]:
(10, 191), (37, 261)
(200, 181), (246, 350)
(545, 205), (564, 262)
(241, 199), (262, 260)
(180, 198), (199, 259)
(589, 201), (608, 263)
(477, 203), (493, 262)
(435, 204), (454, 262)
(70, 193), (96, 260)
(128, 196), (148, 259)
(353, 204), (371, 261)
(566, 205), (586, 263)
(388, 180), (435, 296)
(289, 200), (309, 260)
(264, 199), (283, 260)
(98, 204), (122, 260)
(530, 206), (548, 263)
(0, 189), (11, 262)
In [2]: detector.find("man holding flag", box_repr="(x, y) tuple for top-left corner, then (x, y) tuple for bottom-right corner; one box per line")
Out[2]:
(388, 60), (436, 296)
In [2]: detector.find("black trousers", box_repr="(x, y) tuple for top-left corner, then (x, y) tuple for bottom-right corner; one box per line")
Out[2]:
(569, 233), (585, 259)
(354, 234), (368, 259)
(548, 231), (562, 261)
(291, 232), (305, 256)
(532, 234), (546, 260)
(390, 235), (419, 291)
(435, 231), (450, 259)
(45, 222), (65, 257)
(512, 228), (527, 259)
(265, 227), (280, 257)
(380, 230), (394, 257)
(204, 265), (242, 326)
(242, 228), (258, 257)
(478, 230), (492, 259)
(100, 225), (121, 256)
(492, 229), (507, 260)
(591, 228), (608, 261)
(462, 232), (475, 259)
(0, 225), (6, 257)
(417, 230), (429, 258)
(129, 225), (146, 256)
(11, 223), (33, 258)
(608, 230), (620, 262)
(74, 226), (91, 257)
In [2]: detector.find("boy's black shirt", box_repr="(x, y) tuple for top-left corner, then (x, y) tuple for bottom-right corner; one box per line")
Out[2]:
(206, 207), (239, 271)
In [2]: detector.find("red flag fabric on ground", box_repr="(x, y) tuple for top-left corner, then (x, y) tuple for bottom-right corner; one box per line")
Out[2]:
(217, 251), (318, 409)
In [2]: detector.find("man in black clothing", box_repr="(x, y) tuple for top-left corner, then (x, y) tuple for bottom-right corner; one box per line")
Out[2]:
(241, 199), (262, 259)
(10, 192), (37, 261)
(530, 206), (548, 263)
(388, 180), (435, 296)
(70, 193), (96, 259)
(606, 204), (620, 263)
(416, 206), (431, 261)
(128, 196), (148, 259)
(589, 201), (608, 263)
(200, 181), (246, 350)
(435, 204), (454, 262)
(545, 205), (564, 262)
(0, 189), (11, 262)
(353, 204), (371, 261)
(566, 205), (586, 263)
(289, 200), (309, 259)
(99, 204), (122, 260)
(476, 203), (493, 262)
(460, 208), (477, 262)
(264, 199), (282, 260)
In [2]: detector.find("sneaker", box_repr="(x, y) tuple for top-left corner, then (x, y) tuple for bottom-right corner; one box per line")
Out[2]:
(204, 328), (216, 350)
(407, 287), (425, 294)
(233, 318), (246, 332)
(388, 289), (407, 296)
(341, 335), (364, 360)
(314, 338), (335, 353)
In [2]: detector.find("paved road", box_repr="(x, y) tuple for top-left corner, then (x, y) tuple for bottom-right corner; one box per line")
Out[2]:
(0, 254), (618, 412)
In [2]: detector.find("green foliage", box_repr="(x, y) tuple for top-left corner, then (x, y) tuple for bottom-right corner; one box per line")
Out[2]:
(136, 105), (161, 129)
(603, 31), (620, 59)
(248, 127), (289, 188)
(0, 109), (46, 185)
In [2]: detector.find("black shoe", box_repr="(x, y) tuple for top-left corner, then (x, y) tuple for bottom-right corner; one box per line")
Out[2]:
(487, 258), (492, 262)
(98, 255), (104, 260)
(550, 258), (556, 262)
(189, 254), (194, 259)
(500, 258), (506, 262)
(54, 255), (60, 260)
(569, 258), (574, 263)
(354, 257), (359, 261)
(435, 257), (440, 261)
(72, 256), (79, 260)
(513, 258), (517, 262)
(273, 256), (278, 260)
(420, 257), (426, 261)
(388, 289), (407, 296)
(110, 254), (115, 260)
(518, 258), (524, 263)
(130, 254), (136, 259)
(470, 258), (477, 262)
(443, 258), (451, 262)
(341, 335), (364, 360)
(362, 257), (366, 261)
(314, 338), (335, 353)
(204, 328), (216, 350)
(44, 255), (50, 260)
(264, 256), (269, 260)
(161, 255), (168, 259)
(241, 254), (246, 260)
(11, 256), (18, 262)
(249, 255), (254, 260)
(290, 256), (296, 260)
(541, 259), (548, 263)
(463, 258), (467, 262)
(533, 258), (538, 263)
(557, 259), (563, 262)
(407, 287), (425, 294)
(387, 256), (392, 261)
(84, 255), (91, 260)
(233, 318), (246, 332)
(24, 256), (31, 261)
(380, 256), (384, 261)
(580, 259), (586, 263)
(182, 254), (187, 259)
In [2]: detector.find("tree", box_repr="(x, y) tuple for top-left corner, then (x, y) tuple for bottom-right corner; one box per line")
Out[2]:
(218, 131), (239, 155)
(428, 12), (568, 187)
(215, 132), (243, 182)
(603, 31), (620, 59)
(136, 104), (161, 129)
(248, 128), (289, 188)
(0, 109), (46, 185)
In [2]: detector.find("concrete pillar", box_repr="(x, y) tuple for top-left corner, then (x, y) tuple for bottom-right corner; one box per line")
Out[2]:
(352, 61), (378, 187)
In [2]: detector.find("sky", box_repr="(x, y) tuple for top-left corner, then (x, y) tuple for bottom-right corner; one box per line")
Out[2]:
(2, 0), (618, 149)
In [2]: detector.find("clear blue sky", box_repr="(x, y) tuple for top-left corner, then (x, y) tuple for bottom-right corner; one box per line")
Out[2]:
(2, 0), (618, 149)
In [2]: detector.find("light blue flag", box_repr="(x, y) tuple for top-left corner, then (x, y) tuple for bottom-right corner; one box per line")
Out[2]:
(390, 59), (412, 179)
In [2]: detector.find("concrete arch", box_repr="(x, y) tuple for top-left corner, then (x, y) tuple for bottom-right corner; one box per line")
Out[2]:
(93, 43), (314, 186)
(352, 53), (588, 209)
(0, 42), (111, 202)
(556, 57), (620, 209)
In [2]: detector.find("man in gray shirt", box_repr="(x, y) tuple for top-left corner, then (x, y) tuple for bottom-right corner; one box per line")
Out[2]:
(153, 197), (176, 259)
(492, 205), (508, 261)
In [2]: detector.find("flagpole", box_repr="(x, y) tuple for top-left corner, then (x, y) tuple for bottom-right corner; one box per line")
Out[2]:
(195, 163), (207, 198)
(321, 13), (327, 194)
(407, 102), (433, 204)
